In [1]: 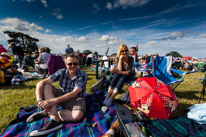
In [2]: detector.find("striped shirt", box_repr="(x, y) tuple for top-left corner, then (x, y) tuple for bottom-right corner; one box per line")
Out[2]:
(50, 68), (88, 97)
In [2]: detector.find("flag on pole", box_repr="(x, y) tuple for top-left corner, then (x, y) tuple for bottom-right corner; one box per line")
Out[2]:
(136, 42), (138, 52)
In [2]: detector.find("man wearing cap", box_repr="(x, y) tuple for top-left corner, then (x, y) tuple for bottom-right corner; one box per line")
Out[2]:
(65, 44), (74, 57)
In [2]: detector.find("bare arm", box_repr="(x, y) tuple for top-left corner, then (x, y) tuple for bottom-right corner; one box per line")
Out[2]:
(38, 87), (83, 110)
(115, 55), (130, 75)
(36, 77), (53, 101)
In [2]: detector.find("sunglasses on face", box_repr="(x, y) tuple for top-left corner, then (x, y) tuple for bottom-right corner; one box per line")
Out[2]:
(121, 50), (128, 53)
(67, 62), (78, 66)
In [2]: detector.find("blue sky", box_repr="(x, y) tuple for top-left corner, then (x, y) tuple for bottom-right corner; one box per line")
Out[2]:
(0, 0), (205, 57)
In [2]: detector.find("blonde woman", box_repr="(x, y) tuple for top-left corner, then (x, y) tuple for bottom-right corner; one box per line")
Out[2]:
(103, 44), (135, 106)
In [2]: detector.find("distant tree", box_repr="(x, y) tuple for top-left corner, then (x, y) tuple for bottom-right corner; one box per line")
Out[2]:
(93, 51), (98, 57)
(166, 51), (182, 57)
(82, 49), (92, 55)
(4, 31), (39, 53)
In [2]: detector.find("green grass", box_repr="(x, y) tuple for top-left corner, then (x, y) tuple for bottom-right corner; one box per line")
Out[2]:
(0, 69), (205, 134)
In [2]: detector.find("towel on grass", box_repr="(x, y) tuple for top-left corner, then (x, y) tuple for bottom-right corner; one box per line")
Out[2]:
(1, 90), (117, 137)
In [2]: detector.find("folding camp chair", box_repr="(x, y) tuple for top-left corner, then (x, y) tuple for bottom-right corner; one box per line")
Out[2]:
(195, 72), (206, 103)
(150, 55), (195, 91)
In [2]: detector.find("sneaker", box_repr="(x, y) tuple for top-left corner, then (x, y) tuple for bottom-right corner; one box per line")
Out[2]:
(105, 98), (113, 106)
(22, 104), (38, 112)
(103, 97), (109, 105)
(26, 111), (48, 123)
(30, 120), (63, 136)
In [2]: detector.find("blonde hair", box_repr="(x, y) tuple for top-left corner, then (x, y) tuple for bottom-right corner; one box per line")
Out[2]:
(117, 44), (128, 58)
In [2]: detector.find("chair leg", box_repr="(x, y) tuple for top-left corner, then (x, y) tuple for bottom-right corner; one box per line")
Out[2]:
(198, 85), (205, 103)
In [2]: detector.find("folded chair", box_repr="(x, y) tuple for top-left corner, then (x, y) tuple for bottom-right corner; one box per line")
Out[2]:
(150, 55), (195, 91)
(195, 72), (206, 103)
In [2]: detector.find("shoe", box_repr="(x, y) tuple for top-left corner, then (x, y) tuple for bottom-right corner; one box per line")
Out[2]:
(22, 104), (38, 112)
(103, 97), (109, 105)
(30, 120), (63, 136)
(105, 98), (113, 106)
(26, 111), (48, 123)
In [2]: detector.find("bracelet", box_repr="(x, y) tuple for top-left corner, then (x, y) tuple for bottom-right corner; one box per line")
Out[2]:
(37, 98), (43, 103)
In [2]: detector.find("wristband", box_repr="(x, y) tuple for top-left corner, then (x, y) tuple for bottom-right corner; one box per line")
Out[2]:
(37, 98), (43, 103)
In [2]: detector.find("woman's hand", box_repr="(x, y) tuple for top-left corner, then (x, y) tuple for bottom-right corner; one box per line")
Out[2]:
(119, 55), (124, 61)
(110, 68), (119, 73)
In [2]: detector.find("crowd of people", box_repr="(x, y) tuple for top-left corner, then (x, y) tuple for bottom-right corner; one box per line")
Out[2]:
(1, 42), (206, 136)
(173, 57), (206, 71)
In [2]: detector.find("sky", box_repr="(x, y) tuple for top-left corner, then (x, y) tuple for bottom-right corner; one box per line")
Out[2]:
(0, 0), (205, 57)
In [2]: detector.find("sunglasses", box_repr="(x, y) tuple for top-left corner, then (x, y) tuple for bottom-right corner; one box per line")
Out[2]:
(67, 62), (78, 66)
(121, 50), (128, 53)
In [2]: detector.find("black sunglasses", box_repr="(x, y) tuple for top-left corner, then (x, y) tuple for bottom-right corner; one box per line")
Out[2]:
(67, 62), (78, 66)
(121, 50), (128, 53)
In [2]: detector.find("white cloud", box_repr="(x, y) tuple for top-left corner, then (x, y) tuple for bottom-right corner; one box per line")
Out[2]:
(160, 31), (184, 40)
(146, 40), (158, 45)
(92, 3), (100, 14)
(198, 34), (206, 38)
(78, 25), (94, 30)
(106, 2), (113, 10)
(51, 8), (63, 19)
(41, 0), (48, 8)
(0, 17), (205, 58)
(106, 0), (149, 10)
(45, 29), (51, 33)
(0, 18), (43, 32)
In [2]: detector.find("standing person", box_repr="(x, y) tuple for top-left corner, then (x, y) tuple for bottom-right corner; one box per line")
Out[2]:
(130, 47), (138, 62)
(0, 44), (7, 54)
(11, 42), (25, 68)
(65, 44), (74, 57)
(7, 43), (14, 56)
(28, 54), (88, 136)
(103, 44), (135, 106)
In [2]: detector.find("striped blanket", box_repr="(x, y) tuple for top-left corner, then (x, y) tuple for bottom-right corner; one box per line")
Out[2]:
(142, 116), (206, 137)
(1, 90), (117, 137)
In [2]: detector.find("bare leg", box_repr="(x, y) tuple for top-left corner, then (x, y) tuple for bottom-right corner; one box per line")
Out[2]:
(43, 84), (60, 122)
(107, 87), (114, 98)
(110, 89), (118, 99)
(105, 89), (119, 106)
(58, 109), (84, 122)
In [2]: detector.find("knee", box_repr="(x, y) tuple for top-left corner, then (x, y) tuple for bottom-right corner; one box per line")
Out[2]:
(72, 111), (84, 121)
(44, 84), (52, 91)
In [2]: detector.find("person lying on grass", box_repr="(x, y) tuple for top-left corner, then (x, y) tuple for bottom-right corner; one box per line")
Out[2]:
(28, 54), (88, 136)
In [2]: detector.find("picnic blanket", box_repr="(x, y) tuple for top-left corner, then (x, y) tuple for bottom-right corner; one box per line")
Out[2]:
(1, 90), (117, 137)
(141, 116), (206, 137)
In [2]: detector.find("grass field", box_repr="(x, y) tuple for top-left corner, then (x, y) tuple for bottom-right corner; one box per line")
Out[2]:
(0, 68), (205, 134)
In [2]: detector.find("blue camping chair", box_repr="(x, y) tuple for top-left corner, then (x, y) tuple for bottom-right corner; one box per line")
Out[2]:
(150, 55), (195, 91)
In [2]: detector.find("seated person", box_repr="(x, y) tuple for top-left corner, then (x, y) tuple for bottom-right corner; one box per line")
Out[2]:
(130, 47), (138, 63)
(103, 44), (135, 106)
(0, 52), (19, 73)
(28, 54), (88, 136)
(35, 47), (50, 71)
